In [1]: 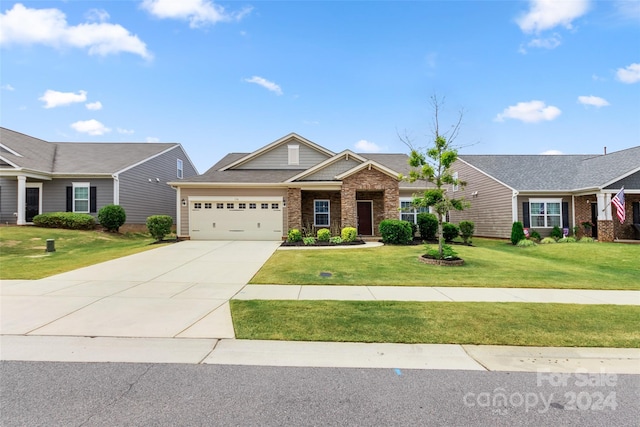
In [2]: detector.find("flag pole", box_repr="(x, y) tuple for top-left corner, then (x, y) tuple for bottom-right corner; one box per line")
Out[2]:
(601, 187), (624, 212)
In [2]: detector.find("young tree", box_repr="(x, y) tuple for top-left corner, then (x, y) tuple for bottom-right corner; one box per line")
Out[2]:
(400, 95), (468, 259)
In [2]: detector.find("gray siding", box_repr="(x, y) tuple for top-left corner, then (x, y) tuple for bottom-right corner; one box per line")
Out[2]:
(235, 141), (330, 170)
(447, 160), (514, 239)
(604, 171), (640, 190)
(300, 158), (362, 181)
(518, 194), (574, 238)
(0, 177), (17, 224)
(42, 178), (113, 216)
(119, 146), (198, 224)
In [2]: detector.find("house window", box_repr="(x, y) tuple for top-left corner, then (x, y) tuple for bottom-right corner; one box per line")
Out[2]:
(272, 203), (280, 210)
(204, 203), (212, 209)
(227, 203), (234, 209)
(452, 172), (459, 192)
(216, 203), (224, 209)
(530, 199), (562, 228)
(288, 144), (299, 165)
(249, 203), (256, 209)
(73, 182), (90, 213)
(261, 203), (269, 209)
(314, 200), (330, 226)
(400, 199), (429, 224)
(193, 202), (202, 209)
(238, 203), (246, 209)
(177, 159), (184, 179)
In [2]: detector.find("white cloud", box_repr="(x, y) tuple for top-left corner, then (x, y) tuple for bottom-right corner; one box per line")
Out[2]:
(517, 0), (590, 33)
(39, 89), (87, 108)
(85, 9), (110, 23)
(1, 84), (15, 91)
(495, 100), (562, 123)
(244, 76), (283, 95)
(141, 0), (252, 28)
(527, 33), (562, 49)
(578, 95), (610, 107)
(70, 119), (111, 136)
(541, 149), (563, 155)
(85, 101), (103, 111)
(614, 0), (640, 22)
(354, 140), (383, 153)
(117, 128), (135, 135)
(616, 63), (640, 84)
(0, 3), (152, 60)
(146, 137), (160, 143)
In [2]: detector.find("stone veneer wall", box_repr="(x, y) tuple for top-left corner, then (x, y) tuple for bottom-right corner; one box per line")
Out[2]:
(300, 190), (342, 232)
(287, 188), (302, 231)
(574, 195), (595, 238)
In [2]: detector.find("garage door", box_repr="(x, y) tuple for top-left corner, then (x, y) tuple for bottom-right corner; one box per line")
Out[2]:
(189, 197), (283, 240)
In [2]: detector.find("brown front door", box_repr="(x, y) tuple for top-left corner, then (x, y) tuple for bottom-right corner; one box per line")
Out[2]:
(357, 201), (373, 235)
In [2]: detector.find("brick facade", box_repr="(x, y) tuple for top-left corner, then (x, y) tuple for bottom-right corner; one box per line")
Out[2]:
(574, 195), (595, 238)
(286, 188), (302, 230)
(300, 190), (342, 233)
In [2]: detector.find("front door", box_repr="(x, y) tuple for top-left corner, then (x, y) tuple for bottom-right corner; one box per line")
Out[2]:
(590, 202), (598, 239)
(26, 187), (40, 222)
(357, 201), (373, 236)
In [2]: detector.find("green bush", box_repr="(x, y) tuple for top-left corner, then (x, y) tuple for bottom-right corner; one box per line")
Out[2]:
(416, 213), (438, 240)
(442, 222), (459, 242)
(579, 237), (595, 243)
(540, 237), (556, 244)
(550, 226), (563, 240)
(511, 222), (525, 245)
(317, 228), (331, 242)
(529, 230), (541, 241)
(97, 204), (126, 232)
(379, 219), (413, 245)
(557, 236), (577, 243)
(303, 237), (316, 245)
(517, 239), (536, 247)
(458, 220), (474, 244)
(146, 215), (173, 242)
(330, 236), (343, 244)
(424, 243), (458, 260)
(341, 227), (357, 242)
(33, 212), (95, 230)
(287, 229), (303, 243)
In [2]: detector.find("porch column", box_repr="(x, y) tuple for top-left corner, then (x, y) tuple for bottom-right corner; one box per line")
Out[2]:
(17, 175), (26, 225)
(286, 188), (302, 230)
(341, 186), (356, 228)
(596, 192), (614, 242)
(383, 187), (400, 220)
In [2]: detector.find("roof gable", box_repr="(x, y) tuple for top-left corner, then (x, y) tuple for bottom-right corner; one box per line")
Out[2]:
(287, 150), (367, 182)
(221, 133), (334, 171)
(335, 160), (401, 180)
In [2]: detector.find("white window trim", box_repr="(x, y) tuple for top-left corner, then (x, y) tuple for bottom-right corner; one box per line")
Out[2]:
(25, 182), (43, 221)
(399, 198), (430, 224)
(529, 198), (562, 228)
(314, 199), (330, 227)
(452, 171), (459, 192)
(72, 182), (90, 213)
(288, 144), (300, 166)
(177, 159), (184, 179)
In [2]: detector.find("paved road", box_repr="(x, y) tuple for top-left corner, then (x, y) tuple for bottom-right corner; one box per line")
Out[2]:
(1, 361), (638, 426)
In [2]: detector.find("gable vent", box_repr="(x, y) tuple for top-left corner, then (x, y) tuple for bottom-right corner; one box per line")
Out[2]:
(288, 144), (299, 165)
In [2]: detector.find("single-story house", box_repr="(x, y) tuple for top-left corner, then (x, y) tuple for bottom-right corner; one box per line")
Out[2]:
(0, 127), (198, 229)
(170, 133), (429, 240)
(447, 146), (640, 242)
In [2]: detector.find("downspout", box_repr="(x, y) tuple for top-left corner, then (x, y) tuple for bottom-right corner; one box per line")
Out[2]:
(175, 186), (181, 237)
(571, 195), (575, 233)
(511, 190), (519, 223)
(112, 174), (119, 205)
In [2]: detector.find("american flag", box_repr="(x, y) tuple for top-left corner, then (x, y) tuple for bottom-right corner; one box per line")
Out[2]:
(611, 187), (625, 224)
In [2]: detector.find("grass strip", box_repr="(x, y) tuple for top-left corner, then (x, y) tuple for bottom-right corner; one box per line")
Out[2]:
(231, 300), (640, 348)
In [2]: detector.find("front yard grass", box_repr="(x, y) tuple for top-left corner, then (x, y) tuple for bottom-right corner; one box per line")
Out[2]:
(0, 226), (160, 279)
(231, 300), (640, 347)
(250, 239), (640, 290)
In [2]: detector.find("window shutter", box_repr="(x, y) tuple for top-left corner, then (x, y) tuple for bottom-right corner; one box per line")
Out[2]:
(66, 187), (72, 212)
(562, 202), (569, 228)
(522, 202), (530, 228)
(90, 187), (97, 213)
(633, 202), (640, 224)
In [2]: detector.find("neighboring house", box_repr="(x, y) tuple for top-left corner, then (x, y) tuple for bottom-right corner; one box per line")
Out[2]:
(0, 127), (198, 228)
(170, 133), (430, 241)
(447, 147), (640, 242)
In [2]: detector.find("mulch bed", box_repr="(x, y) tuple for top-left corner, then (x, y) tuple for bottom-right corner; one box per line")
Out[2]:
(280, 240), (366, 247)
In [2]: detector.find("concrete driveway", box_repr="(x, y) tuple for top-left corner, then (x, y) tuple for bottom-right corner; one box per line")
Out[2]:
(1, 241), (281, 339)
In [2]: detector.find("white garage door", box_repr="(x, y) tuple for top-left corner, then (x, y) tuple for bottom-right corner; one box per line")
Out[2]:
(189, 197), (283, 241)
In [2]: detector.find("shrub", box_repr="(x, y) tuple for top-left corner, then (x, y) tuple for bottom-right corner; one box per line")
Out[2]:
(517, 239), (536, 247)
(409, 221), (418, 238)
(33, 212), (95, 230)
(557, 236), (577, 243)
(550, 226), (563, 240)
(511, 222), (525, 245)
(97, 204), (126, 232)
(303, 237), (316, 245)
(579, 237), (595, 243)
(540, 237), (556, 244)
(458, 220), (474, 244)
(416, 213), (438, 240)
(330, 236), (343, 244)
(424, 243), (458, 260)
(529, 230), (541, 241)
(317, 228), (331, 242)
(442, 222), (459, 242)
(341, 227), (357, 242)
(379, 219), (413, 245)
(146, 215), (173, 242)
(287, 229), (302, 243)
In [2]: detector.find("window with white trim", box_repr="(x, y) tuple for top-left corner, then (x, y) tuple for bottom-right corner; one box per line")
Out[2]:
(399, 198), (429, 224)
(530, 199), (562, 228)
(73, 182), (90, 213)
(177, 159), (184, 179)
(452, 171), (459, 192)
(288, 144), (299, 165)
(314, 200), (330, 226)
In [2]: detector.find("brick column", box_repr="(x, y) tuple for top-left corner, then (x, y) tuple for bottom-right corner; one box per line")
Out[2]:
(598, 220), (614, 242)
(341, 186), (357, 228)
(287, 188), (302, 230)
(384, 186), (400, 220)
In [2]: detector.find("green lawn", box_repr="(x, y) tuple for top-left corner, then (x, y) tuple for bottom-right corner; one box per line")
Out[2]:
(0, 226), (162, 279)
(231, 300), (640, 347)
(250, 239), (640, 290)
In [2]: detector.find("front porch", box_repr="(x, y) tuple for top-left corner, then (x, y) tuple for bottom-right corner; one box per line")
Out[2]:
(574, 193), (640, 242)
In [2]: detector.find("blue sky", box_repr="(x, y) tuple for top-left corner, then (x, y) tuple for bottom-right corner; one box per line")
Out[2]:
(1, 0), (638, 173)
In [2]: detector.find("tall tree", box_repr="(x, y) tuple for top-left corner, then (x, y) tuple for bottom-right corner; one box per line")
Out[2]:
(400, 95), (468, 258)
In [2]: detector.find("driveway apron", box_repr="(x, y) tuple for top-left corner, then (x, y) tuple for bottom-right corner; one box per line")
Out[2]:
(0, 241), (281, 339)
